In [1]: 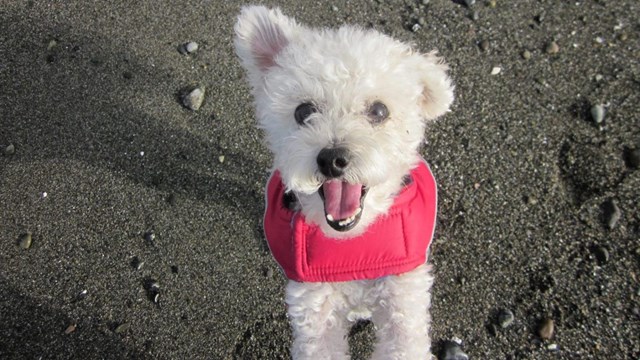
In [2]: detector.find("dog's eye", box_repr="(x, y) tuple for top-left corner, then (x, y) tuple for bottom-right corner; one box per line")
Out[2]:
(368, 101), (389, 124)
(294, 102), (318, 125)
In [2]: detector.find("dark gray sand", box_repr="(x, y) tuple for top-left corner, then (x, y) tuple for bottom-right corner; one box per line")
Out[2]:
(1, 1), (638, 359)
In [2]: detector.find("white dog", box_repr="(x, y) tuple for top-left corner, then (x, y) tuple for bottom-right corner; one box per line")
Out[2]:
(234, 6), (453, 359)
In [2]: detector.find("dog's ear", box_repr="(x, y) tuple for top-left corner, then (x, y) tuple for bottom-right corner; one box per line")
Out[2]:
(410, 51), (454, 121)
(234, 6), (298, 76)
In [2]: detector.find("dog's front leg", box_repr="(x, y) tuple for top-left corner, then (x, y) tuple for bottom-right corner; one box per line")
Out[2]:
(370, 264), (434, 360)
(286, 280), (350, 360)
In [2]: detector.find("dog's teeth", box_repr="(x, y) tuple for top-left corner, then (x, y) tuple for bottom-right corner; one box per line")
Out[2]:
(326, 214), (334, 222)
(355, 207), (362, 215)
(338, 215), (356, 227)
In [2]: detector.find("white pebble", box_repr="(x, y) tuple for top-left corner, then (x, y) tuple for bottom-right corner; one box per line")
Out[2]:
(491, 67), (501, 75)
(185, 42), (198, 53)
(591, 104), (605, 123)
(4, 144), (15, 155)
(183, 87), (205, 111)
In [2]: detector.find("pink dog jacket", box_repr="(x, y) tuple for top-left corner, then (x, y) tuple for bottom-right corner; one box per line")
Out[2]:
(264, 160), (437, 283)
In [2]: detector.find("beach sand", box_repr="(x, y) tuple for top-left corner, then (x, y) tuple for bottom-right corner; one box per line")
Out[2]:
(1, 1), (638, 358)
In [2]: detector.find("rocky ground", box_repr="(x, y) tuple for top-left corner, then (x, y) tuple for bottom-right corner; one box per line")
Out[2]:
(0, 0), (638, 359)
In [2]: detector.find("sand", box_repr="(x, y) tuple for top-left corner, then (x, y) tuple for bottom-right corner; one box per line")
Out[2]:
(1, 1), (638, 359)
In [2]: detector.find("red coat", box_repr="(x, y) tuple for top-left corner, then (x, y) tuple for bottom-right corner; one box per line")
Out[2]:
(264, 160), (437, 282)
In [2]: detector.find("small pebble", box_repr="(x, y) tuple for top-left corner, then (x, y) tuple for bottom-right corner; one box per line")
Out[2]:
(538, 318), (554, 339)
(470, 11), (479, 21)
(497, 309), (514, 328)
(185, 42), (198, 53)
(464, 0), (476, 7)
(143, 231), (156, 245)
(265, 268), (274, 278)
(64, 324), (77, 334)
(594, 74), (603, 81)
(546, 41), (559, 54)
(131, 256), (144, 270)
(411, 23), (421, 32)
(594, 245), (609, 265)
(179, 41), (199, 55)
(144, 279), (161, 304)
(47, 39), (58, 50)
(487, 0), (496, 7)
(182, 87), (205, 111)
(626, 148), (640, 168)
(547, 343), (559, 351)
(418, 17), (426, 26)
(522, 50), (532, 59)
(331, 5), (338, 11)
(422, 0), (430, 4)
(4, 144), (15, 155)
(491, 66), (501, 75)
(479, 39), (489, 51)
(590, 104), (605, 124)
(114, 322), (130, 334)
(18, 232), (32, 249)
(218, 155), (225, 164)
(618, 33), (628, 41)
(75, 289), (88, 301)
(442, 341), (469, 360)
(603, 199), (621, 229)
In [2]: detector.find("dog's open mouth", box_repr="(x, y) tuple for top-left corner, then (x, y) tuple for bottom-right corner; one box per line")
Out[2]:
(318, 180), (368, 231)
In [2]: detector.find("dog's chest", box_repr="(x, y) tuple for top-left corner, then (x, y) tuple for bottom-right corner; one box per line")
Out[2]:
(264, 160), (437, 283)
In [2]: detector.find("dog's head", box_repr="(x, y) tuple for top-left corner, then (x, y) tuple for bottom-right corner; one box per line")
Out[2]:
(235, 6), (453, 238)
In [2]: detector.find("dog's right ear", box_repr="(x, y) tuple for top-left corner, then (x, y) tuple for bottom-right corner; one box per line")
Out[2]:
(234, 6), (298, 77)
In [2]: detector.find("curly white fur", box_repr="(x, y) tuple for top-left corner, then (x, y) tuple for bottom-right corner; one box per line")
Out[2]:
(235, 6), (453, 359)
(287, 264), (434, 360)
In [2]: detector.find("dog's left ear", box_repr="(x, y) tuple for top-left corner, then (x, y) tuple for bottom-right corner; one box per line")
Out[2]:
(410, 51), (455, 121)
(234, 6), (298, 78)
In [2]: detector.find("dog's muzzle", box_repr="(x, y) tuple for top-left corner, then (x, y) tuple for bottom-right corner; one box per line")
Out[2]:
(316, 147), (368, 231)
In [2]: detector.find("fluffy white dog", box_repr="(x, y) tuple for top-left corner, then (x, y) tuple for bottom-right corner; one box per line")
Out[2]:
(234, 6), (454, 359)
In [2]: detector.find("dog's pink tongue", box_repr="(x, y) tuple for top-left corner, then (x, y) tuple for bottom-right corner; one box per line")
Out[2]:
(322, 180), (362, 220)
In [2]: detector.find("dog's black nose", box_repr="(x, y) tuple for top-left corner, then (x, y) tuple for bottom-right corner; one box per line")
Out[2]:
(317, 147), (350, 178)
